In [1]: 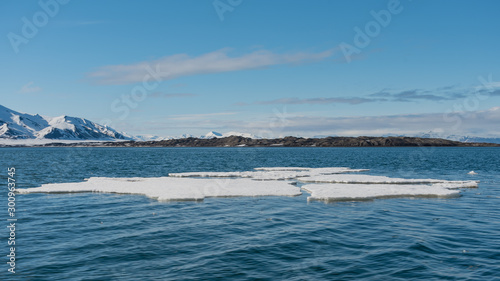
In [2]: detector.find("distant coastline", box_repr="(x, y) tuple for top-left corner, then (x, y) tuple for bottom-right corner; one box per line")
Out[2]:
(3, 136), (499, 147)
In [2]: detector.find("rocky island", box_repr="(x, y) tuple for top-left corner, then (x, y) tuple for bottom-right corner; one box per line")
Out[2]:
(37, 136), (500, 147)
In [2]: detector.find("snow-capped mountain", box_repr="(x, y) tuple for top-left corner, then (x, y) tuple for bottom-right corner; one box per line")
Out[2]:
(201, 131), (223, 139)
(407, 131), (500, 144)
(135, 131), (261, 141)
(200, 131), (261, 139)
(133, 135), (174, 142)
(0, 105), (131, 141)
(453, 136), (500, 144)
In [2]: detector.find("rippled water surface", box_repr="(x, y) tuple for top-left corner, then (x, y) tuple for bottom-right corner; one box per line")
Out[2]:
(1, 147), (500, 280)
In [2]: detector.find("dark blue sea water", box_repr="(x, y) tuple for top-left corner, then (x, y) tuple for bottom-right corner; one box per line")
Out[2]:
(1, 147), (499, 280)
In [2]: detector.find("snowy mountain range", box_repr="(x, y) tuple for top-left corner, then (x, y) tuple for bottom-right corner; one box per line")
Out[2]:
(134, 131), (261, 141)
(0, 105), (260, 142)
(410, 132), (500, 144)
(2, 105), (499, 144)
(200, 131), (260, 139)
(0, 105), (131, 141)
(137, 131), (500, 144)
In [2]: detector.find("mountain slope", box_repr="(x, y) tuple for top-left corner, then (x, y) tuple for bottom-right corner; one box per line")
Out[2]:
(0, 105), (131, 141)
(412, 131), (500, 144)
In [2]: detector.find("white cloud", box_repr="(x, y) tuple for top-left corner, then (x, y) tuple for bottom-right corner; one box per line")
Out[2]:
(253, 97), (374, 105)
(167, 112), (237, 121)
(239, 85), (480, 107)
(18, 81), (41, 94)
(87, 48), (335, 85)
(149, 92), (196, 98)
(110, 107), (500, 138)
(216, 107), (500, 138)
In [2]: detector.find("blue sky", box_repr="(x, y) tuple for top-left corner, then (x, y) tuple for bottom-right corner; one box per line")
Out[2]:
(1, 0), (500, 137)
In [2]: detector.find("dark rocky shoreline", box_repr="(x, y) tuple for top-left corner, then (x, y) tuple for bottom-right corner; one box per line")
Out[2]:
(19, 136), (500, 147)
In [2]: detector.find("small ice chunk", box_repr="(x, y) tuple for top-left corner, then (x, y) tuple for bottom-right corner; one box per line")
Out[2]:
(245, 171), (310, 180)
(431, 181), (479, 189)
(297, 174), (478, 187)
(17, 177), (301, 201)
(169, 167), (367, 180)
(254, 167), (312, 171)
(169, 167), (368, 180)
(169, 171), (255, 178)
(168, 171), (309, 180)
(302, 183), (461, 202)
(307, 167), (370, 175)
(253, 167), (368, 174)
(467, 171), (477, 175)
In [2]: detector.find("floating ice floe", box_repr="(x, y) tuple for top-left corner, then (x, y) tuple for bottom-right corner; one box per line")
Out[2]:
(468, 171), (478, 175)
(296, 174), (479, 188)
(17, 177), (302, 201)
(302, 183), (461, 202)
(17, 166), (479, 203)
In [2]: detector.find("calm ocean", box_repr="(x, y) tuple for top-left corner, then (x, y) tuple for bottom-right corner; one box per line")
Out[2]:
(1, 147), (499, 280)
